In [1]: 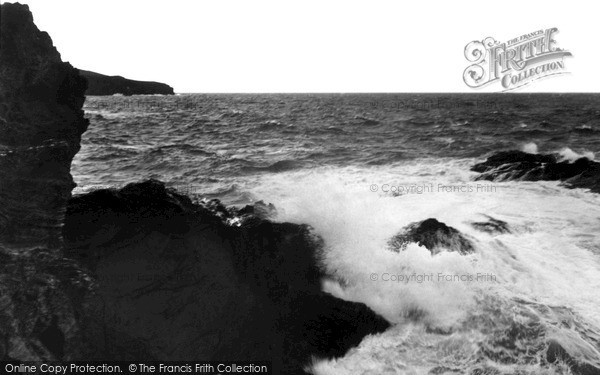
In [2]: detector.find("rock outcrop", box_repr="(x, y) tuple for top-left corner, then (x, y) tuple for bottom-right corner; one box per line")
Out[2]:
(0, 5), (389, 372)
(63, 180), (390, 373)
(471, 150), (600, 193)
(0, 2), (89, 249)
(80, 70), (174, 96)
(388, 218), (474, 255)
(0, 2), (93, 362)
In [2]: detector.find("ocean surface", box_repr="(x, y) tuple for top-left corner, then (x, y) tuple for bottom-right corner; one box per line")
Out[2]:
(73, 93), (600, 374)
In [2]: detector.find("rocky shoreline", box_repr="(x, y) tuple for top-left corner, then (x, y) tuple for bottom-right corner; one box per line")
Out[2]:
(0, 3), (388, 373)
(3, 3), (600, 375)
(63, 180), (390, 372)
(471, 150), (600, 193)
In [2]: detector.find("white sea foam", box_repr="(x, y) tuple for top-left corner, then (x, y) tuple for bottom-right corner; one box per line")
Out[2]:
(557, 147), (595, 162)
(522, 142), (538, 154)
(521, 143), (596, 162)
(244, 159), (600, 374)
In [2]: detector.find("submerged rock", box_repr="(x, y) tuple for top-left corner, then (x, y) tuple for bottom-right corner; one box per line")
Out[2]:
(388, 218), (474, 255)
(471, 216), (510, 234)
(471, 150), (600, 193)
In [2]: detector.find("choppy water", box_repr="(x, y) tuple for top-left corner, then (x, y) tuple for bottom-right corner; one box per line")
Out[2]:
(73, 94), (600, 374)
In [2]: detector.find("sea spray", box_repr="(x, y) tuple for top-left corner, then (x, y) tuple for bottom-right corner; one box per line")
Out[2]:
(247, 160), (600, 373)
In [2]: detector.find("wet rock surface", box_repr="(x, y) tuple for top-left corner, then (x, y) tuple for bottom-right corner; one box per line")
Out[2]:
(471, 150), (600, 193)
(388, 218), (474, 255)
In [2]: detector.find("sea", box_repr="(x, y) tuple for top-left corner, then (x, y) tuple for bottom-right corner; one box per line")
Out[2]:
(73, 93), (600, 375)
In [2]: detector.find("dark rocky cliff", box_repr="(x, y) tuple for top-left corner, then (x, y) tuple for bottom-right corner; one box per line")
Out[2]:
(80, 70), (174, 96)
(0, 3), (389, 372)
(0, 2), (92, 361)
(0, 2), (89, 249)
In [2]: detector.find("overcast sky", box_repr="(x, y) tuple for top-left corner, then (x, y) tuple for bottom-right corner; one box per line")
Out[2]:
(7, 0), (598, 93)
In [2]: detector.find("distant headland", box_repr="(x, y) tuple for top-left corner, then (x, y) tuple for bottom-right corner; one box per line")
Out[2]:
(79, 69), (175, 96)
